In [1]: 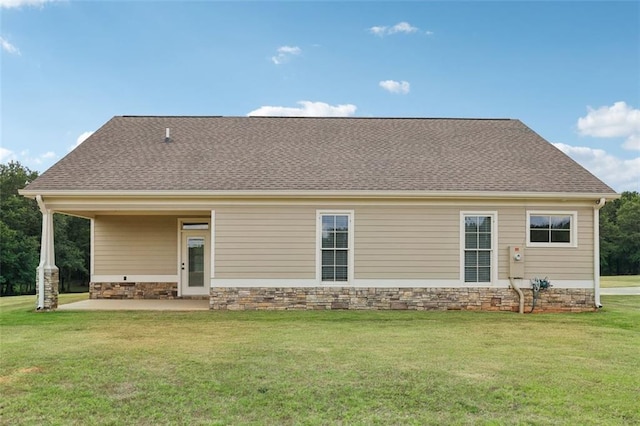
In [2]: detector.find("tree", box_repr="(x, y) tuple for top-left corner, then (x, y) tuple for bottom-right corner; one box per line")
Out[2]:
(0, 161), (90, 296)
(600, 191), (640, 276)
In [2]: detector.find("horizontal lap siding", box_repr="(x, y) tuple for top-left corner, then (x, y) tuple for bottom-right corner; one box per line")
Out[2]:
(215, 206), (316, 279)
(94, 215), (178, 275)
(356, 206), (459, 279)
(524, 206), (593, 280)
(496, 206), (594, 280)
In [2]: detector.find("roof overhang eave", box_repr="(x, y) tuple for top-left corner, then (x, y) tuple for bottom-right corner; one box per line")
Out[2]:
(18, 189), (621, 201)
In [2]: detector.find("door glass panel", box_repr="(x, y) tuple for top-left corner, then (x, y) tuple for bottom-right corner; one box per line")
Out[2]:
(188, 237), (205, 287)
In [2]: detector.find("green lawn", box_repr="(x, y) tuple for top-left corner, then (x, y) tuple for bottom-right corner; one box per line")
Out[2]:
(601, 275), (640, 288)
(1, 294), (639, 425)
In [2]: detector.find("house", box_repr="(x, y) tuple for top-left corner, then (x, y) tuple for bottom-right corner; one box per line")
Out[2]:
(20, 116), (618, 312)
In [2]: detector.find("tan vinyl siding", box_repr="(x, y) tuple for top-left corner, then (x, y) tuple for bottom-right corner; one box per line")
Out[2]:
(524, 207), (593, 280)
(355, 206), (459, 279)
(496, 205), (593, 280)
(357, 204), (594, 282)
(94, 215), (177, 275)
(215, 206), (316, 279)
(91, 203), (594, 282)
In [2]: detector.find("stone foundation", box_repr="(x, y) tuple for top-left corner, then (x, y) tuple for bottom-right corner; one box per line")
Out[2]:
(210, 287), (596, 312)
(90, 282), (178, 299)
(35, 267), (59, 311)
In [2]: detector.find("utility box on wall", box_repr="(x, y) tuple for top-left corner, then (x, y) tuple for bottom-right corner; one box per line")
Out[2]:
(509, 245), (525, 278)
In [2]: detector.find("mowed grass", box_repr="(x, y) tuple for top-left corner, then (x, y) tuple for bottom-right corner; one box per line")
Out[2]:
(1, 294), (639, 425)
(601, 275), (640, 288)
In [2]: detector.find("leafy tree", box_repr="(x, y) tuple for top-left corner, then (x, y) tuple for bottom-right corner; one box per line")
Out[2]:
(600, 191), (640, 275)
(1, 163), (41, 295)
(0, 161), (90, 296)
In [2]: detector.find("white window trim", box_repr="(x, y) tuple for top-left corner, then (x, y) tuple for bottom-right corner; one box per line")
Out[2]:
(526, 211), (577, 248)
(460, 211), (498, 285)
(316, 210), (355, 284)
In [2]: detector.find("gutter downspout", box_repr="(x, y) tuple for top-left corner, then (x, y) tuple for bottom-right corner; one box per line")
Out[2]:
(594, 197), (606, 308)
(35, 195), (46, 310)
(509, 278), (525, 314)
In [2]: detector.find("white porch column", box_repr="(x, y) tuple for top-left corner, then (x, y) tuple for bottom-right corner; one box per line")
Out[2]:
(35, 196), (59, 311)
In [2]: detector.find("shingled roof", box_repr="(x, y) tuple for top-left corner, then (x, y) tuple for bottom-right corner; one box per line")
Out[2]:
(24, 116), (615, 194)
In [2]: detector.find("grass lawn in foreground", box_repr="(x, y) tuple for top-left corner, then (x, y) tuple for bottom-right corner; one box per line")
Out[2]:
(600, 275), (640, 288)
(1, 294), (639, 425)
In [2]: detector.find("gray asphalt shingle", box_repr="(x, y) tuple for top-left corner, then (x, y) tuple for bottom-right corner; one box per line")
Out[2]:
(25, 116), (616, 194)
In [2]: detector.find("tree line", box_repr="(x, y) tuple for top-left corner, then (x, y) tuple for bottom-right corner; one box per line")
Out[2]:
(1, 162), (639, 296)
(1, 162), (89, 296)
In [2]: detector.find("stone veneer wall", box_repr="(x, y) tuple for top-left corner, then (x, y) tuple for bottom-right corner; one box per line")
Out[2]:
(90, 282), (178, 299)
(210, 287), (596, 313)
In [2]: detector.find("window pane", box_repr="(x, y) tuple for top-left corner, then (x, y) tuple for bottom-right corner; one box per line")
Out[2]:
(322, 216), (335, 232)
(335, 215), (348, 231)
(551, 230), (571, 243)
(465, 217), (478, 232)
(465, 233), (478, 249)
(477, 252), (490, 267)
(322, 250), (334, 266)
(530, 216), (549, 229)
(182, 223), (209, 230)
(478, 216), (491, 232)
(465, 251), (477, 267)
(322, 266), (335, 281)
(335, 232), (348, 248)
(335, 250), (348, 266)
(478, 233), (491, 249)
(335, 267), (348, 281)
(530, 229), (549, 243)
(478, 251), (491, 267)
(322, 233), (334, 248)
(465, 267), (477, 283)
(478, 267), (491, 282)
(551, 216), (571, 230)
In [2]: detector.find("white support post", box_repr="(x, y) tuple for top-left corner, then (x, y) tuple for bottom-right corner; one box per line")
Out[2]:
(35, 196), (59, 311)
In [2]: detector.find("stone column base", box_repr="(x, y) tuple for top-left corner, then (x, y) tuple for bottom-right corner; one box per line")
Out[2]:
(36, 267), (59, 311)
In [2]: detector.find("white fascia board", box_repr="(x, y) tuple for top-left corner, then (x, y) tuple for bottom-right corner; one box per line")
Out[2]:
(19, 189), (620, 201)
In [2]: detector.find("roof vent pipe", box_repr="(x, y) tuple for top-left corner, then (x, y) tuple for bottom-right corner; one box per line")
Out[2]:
(165, 128), (171, 143)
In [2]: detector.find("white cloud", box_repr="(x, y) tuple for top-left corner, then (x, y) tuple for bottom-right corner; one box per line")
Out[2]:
(1, 147), (59, 170)
(0, 147), (16, 163)
(271, 45), (301, 65)
(247, 101), (357, 117)
(369, 26), (387, 36)
(379, 80), (410, 94)
(69, 131), (94, 151)
(369, 21), (424, 37)
(389, 22), (418, 34)
(0, 37), (20, 55)
(553, 143), (640, 192)
(577, 101), (640, 150)
(0, 0), (56, 8)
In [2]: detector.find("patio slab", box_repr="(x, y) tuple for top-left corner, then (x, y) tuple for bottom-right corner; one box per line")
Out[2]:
(57, 299), (209, 311)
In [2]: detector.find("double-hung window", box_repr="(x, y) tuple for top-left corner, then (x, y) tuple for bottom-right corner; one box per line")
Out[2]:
(317, 211), (353, 282)
(461, 212), (496, 284)
(527, 211), (577, 247)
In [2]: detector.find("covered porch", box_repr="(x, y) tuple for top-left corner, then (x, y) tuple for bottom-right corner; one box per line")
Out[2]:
(28, 193), (220, 311)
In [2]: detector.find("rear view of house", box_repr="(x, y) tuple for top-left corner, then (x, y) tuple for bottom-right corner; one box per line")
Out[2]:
(20, 116), (618, 312)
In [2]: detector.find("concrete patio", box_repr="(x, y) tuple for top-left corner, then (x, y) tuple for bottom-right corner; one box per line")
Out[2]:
(57, 299), (210, 311)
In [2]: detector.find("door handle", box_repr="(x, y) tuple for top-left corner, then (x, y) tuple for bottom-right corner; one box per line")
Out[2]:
(181, 262), (185, 270)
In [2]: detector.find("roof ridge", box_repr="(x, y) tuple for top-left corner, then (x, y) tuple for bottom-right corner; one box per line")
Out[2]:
(118, 115), (514, 121)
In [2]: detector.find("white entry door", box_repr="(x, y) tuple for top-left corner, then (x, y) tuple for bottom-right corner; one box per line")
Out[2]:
(180, 231), (210, 296)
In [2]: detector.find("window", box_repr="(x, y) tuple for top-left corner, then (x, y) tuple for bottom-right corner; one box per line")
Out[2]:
(461, 213), (496, 284)
(527, 212), (577, 247)
(317, 211), (353, 282)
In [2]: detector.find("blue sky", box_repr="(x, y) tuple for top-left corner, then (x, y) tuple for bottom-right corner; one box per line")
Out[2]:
(1, 0), (639, 191)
